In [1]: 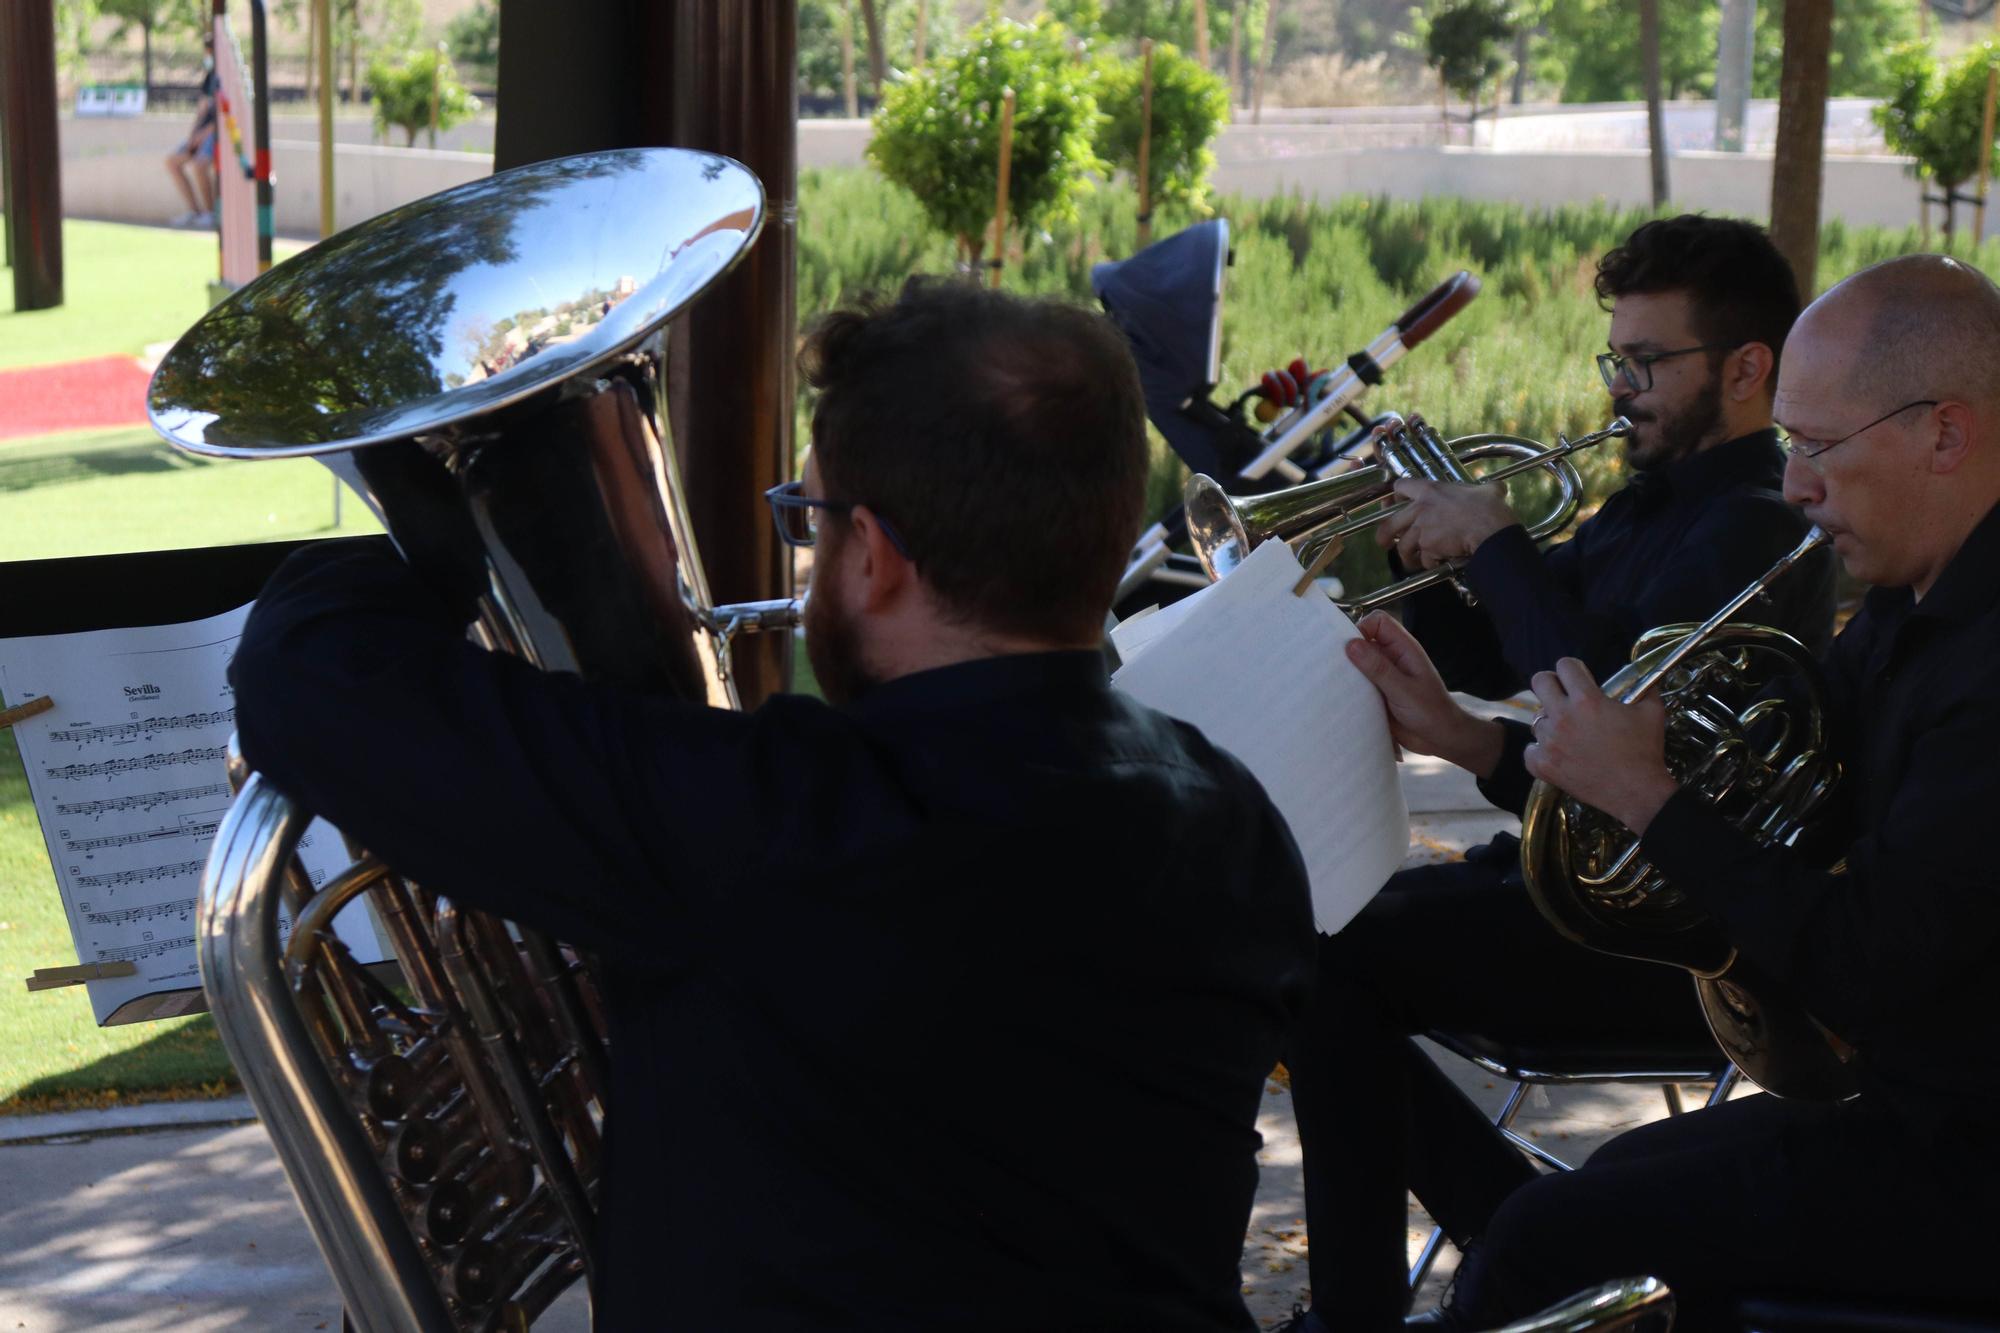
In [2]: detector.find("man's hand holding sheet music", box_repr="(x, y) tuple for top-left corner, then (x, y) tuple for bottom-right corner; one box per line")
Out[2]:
(1343, 610), (1505, 778)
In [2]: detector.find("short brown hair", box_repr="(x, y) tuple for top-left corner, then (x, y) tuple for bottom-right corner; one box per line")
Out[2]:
(1596, 215), (1800, 380)
(799, 278), (1150, 642)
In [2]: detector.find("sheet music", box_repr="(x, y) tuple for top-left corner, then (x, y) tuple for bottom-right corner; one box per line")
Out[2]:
(1111, 539), (1410, 933)
(1, 604), (386, 1025)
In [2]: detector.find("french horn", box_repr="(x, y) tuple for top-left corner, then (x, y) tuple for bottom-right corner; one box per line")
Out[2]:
(1518, 527), (1855, 1100)
(149, 148), (798, 1330)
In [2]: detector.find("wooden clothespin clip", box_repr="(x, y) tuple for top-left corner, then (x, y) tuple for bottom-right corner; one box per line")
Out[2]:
(25, 960), (138, 993)
(0, 696), (54, 731)
(1292, 543), (1342, 597)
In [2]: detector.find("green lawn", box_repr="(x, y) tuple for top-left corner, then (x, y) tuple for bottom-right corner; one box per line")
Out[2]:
(0, 218), (305, 371)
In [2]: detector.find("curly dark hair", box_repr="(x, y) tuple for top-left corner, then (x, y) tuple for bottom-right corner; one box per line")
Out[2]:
(799, 277), (1150, 643)
(1595, 215), (1801, 378)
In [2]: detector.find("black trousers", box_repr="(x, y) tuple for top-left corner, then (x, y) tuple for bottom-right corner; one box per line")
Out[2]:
(1450, 1091), (1991, 1330)
(1286, 841), (1713, 1329)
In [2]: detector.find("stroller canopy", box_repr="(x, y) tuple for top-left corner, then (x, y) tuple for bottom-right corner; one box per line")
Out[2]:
(1092, 219), (1235, 481)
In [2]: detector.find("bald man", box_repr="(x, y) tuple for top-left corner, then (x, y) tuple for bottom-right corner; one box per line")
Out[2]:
(1347, 254), (2000, 1327)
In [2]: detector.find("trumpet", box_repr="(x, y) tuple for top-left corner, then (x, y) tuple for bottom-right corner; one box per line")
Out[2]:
(1183, 413), (1632, 612)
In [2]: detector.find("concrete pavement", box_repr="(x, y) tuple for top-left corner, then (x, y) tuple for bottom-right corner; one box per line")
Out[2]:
(0, 707), (1712, 1330)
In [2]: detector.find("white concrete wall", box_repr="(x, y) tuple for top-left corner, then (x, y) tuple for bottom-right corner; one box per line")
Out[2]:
(58, 112), (1935, 240)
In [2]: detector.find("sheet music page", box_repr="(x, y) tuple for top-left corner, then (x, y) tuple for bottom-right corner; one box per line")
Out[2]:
(1111, 539), (1409, 933)
(0, 604), (384, 1025)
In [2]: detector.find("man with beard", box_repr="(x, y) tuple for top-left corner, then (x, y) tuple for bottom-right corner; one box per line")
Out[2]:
(1277, 216), (1835, 1333)
(1344, 253), (2000, 1327)
(228, 279), (1316, 1332)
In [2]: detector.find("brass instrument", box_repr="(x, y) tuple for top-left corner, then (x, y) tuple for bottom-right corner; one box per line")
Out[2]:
(150, 149), (799, 1330)
(1183, 413), (1633, 611)
(1519, 527), (1855, 1100)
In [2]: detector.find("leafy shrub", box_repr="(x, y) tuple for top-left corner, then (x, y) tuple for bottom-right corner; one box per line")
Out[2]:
(366, 47), (480, 147)
(867, 15), (1106, 260)
(1095, 41), (1230, 213)
(1875, 40), (2000, 242)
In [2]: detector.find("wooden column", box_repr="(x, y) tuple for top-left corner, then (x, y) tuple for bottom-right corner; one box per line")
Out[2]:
(2, 0), (64, 311)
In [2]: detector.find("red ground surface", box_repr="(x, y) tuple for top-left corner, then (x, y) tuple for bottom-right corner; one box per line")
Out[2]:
(0, 356), (153, 442)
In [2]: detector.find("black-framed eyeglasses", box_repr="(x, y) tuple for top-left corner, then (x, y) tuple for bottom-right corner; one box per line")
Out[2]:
(1595, 343), (1734, 395)
(763, 481), (913, 559)
(1778, 399), (1938, 463)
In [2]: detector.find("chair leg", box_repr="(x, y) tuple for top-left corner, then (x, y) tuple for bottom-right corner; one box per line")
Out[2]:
(1409, 1222), (1448, 1294)
(1704, 1064), (1741, 1107)
(1662, 1083), (1686, 1116)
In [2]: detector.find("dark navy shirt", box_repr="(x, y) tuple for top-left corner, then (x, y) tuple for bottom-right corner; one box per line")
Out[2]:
(230, 542), (1316, 1332)
(1407, 429), (1835, 698)
(1644, 499), (2000, 1154)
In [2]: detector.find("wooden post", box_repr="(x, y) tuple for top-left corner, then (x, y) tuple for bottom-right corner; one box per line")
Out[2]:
(1, 0), (64, 311)
(840, 0), (857, 117)
(1253, 0), (1277, 125)
(429, 41), (444, 147)
(991, 86), (1016, 290)
(1977, 63), (1999, 250)
(317, 0), (334, 236)
(914, 0), (927, 65)
(1227, 2), (1243, 109)
(1194, 0), (1210, 68)
(1137, 39), (1155, 249)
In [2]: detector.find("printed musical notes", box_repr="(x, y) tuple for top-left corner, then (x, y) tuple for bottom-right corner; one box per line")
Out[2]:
(44, 746), (228, 782)
(48, 709), (234, 746)
(75, 860), (207, 890)
(84, 898), (196, 927)
(56, 782), (233, 818)
(3, 602), (389, 1025)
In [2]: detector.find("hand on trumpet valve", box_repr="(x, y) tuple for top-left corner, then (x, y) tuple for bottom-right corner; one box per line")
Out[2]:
(1375, 477), (1518, 570)
(1344, 612), (1505, 778)
(1522, 658), (1678, 835)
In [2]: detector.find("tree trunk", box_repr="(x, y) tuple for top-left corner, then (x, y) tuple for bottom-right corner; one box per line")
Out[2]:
(1252, 0), (1278, 125)
(1511, 26), (1528, 104)
(1769, 0), (1832, 295)
(913, 0), (926, 66)
(840, 1), (856, 117)
(1194, 0), (1210, 68)
(1227, 2), (1243, 108)
(857, 0), (884, 97)
(1640, 0), (1670, 206)
(142, 21), (152, 102)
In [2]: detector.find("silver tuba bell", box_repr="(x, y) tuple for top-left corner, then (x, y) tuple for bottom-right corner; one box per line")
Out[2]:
(149, 148), (798, 1330)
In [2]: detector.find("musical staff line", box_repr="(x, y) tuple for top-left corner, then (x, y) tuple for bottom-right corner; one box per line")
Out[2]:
(44, 747), (227, 782)
(66, 819), (222, 853)
(75, 860), (206, 889)
(85, 898), (196, 927)
(96, 936), (196, 963)
(55, 783), (231, 817)
(48, 709), (234, 745)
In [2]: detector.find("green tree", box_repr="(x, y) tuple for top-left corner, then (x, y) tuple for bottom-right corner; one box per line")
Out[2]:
(799, 0), (961, 100)
(1411, 0), (1516, 119)
(1874, 40), (2000, 247)
(96, 0), (204, 94)
(1051, 0), (1234, 60)
(1094, 41), (1229, 211)
(365, 47), (480, 146)
(867, 15), (1106, 261)
(444, 0), (498, 70)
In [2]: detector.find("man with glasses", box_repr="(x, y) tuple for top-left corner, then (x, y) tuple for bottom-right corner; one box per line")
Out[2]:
(1345, 252), (2000, 1326)
(228, 279), (1316, 1330)
(1279, 216), (1836, 1333)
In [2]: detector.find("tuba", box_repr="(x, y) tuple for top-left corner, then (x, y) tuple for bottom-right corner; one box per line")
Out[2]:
(149, 149), (799, 1330)
(1518, 527), (1856, 1100)
(1184, 413), (1633, 612)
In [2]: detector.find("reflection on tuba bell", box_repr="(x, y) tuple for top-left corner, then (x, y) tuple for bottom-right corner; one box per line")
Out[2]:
(1184, 413), (1632, 612)
(150, 149), (799, 1329)
(1518, 527), (1856, 1101)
